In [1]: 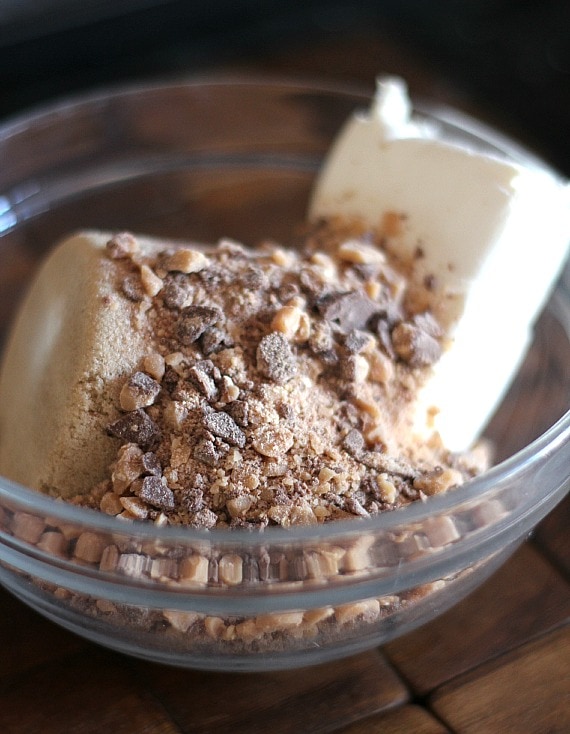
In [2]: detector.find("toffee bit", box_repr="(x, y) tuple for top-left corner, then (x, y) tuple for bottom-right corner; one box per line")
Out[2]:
(203, 410), (246, 448)
(256, 332), (297, 383)
(177, 306), (222, 345)
(136, 476), (175, 510)
(107, 409), (160, 450)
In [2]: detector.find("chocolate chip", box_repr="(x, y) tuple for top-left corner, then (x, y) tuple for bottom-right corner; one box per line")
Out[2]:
(256, 332), (297, 383)
(317, 291), (379, 332)
(342, 428), (365, 457)
(203, 410), (246, 448)
(136, 476), (175, 510)
(177, 306), (222, 345)
(107, 409), (160, 450)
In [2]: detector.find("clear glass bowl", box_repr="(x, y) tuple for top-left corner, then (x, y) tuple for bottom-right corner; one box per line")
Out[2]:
(0, 77), (568, 671)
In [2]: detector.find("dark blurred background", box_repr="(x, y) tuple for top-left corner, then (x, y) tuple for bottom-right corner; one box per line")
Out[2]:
(1, 0), (569, 174)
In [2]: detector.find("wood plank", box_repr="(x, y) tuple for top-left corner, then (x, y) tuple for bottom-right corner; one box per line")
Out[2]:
(430, 625), (570, 734)
(0, 587), (85, 680)
(335, 704), (450, 733)
(0, 648), (181, 734)
(534, 493), (570, 576)
(385, 543), (570, 694)
(137, 650), (408, 734)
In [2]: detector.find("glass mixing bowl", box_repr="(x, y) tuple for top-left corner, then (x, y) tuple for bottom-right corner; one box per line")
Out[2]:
(0, 78), (568, 671)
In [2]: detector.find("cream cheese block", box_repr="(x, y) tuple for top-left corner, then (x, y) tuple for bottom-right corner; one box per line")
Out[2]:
(0, 232), (155, 497)
(310, 76), (570, 450)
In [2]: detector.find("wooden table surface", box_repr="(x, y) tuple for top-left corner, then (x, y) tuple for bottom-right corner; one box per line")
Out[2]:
(0, 25), (569, 734)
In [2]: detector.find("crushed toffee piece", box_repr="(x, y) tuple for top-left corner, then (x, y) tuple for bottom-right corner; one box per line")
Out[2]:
(75, 222), (488, 528)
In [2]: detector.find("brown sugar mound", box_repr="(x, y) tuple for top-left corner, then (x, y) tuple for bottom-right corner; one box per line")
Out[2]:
(0, 224), (488, 524)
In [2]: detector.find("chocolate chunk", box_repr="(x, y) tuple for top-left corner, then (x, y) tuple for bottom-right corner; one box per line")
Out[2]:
(343, 329), (374, 354)
(308, 320), (334, 354)
(122, 371), (161, 408)
(226, 400), (249, 428)
(277, 281), (300, 303)
(342, 428), (365, 457)
(392, 313), (442, 367)
(161, 366), (180, 394)
(243, 556), (260, 583)
(359, 450), (418, 479)
(121, 274), (145, 302)
(141, 452), (162, 476)
(201, 327), (233, 355)
(317, 291), (379, 332)
(240, 264), (268, 290)
(256, 332), (297, 383)
(187, 360), (220, 400)
(177, 306), (222, 345)
(181, 487), (204, 513)
(106, 232), (138, 259)
(374, 317), (396, 359)
(162, 277), (191, 310)
(345, 496), (370, 517)
(299, 269), (326, 302)
(193, 438), (222, 466)
(203, 410), (246, 448)
(189, 508), (218, 529)
(107, 409), (160, 450)
(136, 475), (175, 510)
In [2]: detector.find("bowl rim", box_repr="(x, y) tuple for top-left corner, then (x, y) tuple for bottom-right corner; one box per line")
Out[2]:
(0, 73), (568, 545)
